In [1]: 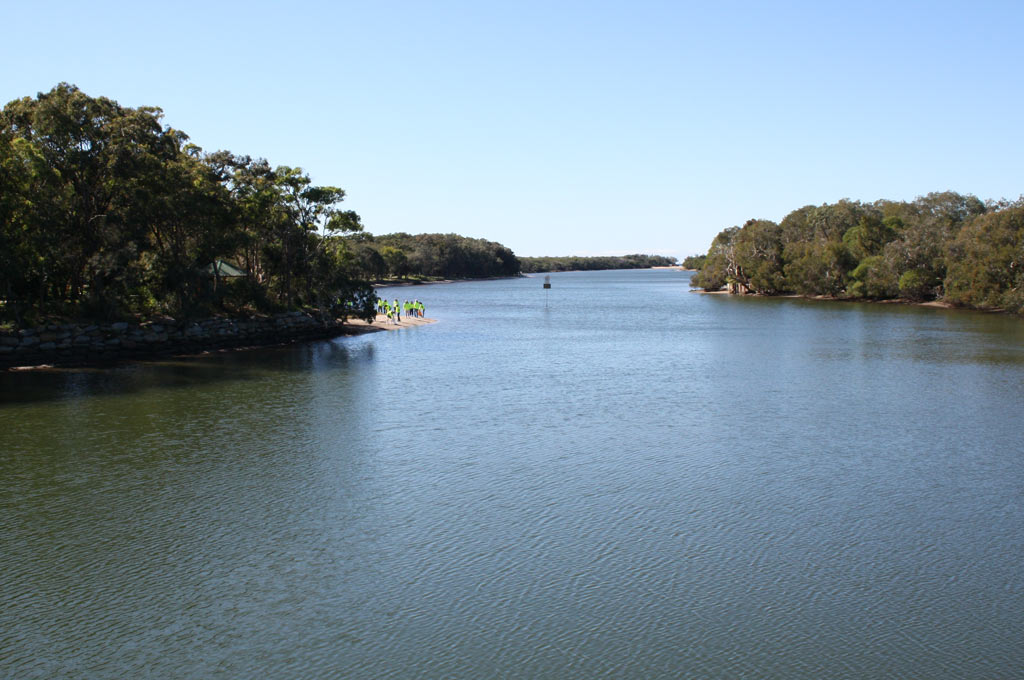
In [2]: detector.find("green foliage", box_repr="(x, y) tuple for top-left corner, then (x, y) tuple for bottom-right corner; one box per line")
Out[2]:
(688, 191), (1024, 314)
(879, 191), (987, 297)
(842, 216), (897, 262)
(848, 256), (899, 299)
(349, 233), (521, 280)
(733, 219), (785, 294)
(518, 253), (676, 273)
(783, 241), (854, 296)
(898, 269), (940, 301)
(379, 246), (410, 278)
(944, 203), (1024, 312)
(0, 83), (371, 323)
(681, 254), (706, 269)
(691, 227), (738, 291)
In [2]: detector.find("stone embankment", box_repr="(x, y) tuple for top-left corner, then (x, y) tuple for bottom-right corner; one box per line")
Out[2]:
(0, 311), (354, 370)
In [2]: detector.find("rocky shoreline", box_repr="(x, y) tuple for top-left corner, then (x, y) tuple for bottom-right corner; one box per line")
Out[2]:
(0, 311), (365, 370)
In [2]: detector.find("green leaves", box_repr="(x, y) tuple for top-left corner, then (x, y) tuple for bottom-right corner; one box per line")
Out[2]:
(690, 191), (1024, 314)
(944, 203), (1024, 312)
(0, 84), (372, 322)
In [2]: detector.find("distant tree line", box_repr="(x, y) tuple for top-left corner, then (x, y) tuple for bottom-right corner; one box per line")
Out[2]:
(518, 253), (677, 273)
(0, 83), (379, 324)
(681, 254), (706, 270)
(691, 192), (1024, 314)
(342, 232), (520, 281)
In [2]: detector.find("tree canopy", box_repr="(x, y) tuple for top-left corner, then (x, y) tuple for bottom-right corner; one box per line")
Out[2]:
(340, 232), (520, 281)
(518, 254), (677, 273)
(0, 84), (371, 323)
(690, 192), (1024, 314)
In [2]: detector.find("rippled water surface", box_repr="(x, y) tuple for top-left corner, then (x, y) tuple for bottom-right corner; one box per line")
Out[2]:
(2, 270), (1023, 678)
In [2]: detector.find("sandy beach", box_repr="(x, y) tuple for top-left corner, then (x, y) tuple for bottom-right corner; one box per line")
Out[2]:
(345, 315), (437, 333)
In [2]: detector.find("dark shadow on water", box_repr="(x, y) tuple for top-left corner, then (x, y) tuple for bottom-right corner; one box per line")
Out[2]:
(0, 336), (376, 407)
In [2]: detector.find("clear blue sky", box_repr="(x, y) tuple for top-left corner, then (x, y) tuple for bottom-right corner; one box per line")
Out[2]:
(3, 1), (1022, 259)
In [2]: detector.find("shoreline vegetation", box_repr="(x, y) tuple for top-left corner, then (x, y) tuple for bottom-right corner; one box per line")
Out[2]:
(0, 84), (678, 367)
(1, 84), (678, 342)
(1, 84), (381, 328)
(687, 192), (1024, 316)
(518, 254), (677, 273)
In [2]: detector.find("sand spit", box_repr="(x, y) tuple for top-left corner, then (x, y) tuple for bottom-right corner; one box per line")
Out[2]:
(345, 315), (438, 333)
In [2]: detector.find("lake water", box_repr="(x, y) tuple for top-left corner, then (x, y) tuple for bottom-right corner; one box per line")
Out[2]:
(2, 269), (1023, 679)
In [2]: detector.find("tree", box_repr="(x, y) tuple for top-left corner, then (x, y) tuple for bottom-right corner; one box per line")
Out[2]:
(944, 202), (1024, 312)
(847, 255), (898, 298)
(688, 191), (1022, 314)
(879, 191), (986, 299)
(682, 254), (706, 270)
(380, 245), (409, 278)
(783, 240), (854, 296)
(733, 219), (785, 294)
(0, 83), (196, 318)
(842, 216), (898, 262)
(691, 226), (739, 291)
(0, 83), (375, 322)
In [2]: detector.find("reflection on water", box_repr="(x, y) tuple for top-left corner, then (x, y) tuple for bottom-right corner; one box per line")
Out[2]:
(0, 339), (378, 406)
(2, 271), (1023, 679)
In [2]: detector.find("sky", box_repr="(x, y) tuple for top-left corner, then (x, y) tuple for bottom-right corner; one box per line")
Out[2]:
(3, 0), (1022, 259)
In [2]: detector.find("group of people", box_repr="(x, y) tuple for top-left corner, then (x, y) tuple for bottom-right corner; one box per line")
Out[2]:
(375, 297), (426, 324)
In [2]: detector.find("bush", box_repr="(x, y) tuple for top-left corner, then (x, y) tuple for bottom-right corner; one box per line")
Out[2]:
(898, 269), (939, 301)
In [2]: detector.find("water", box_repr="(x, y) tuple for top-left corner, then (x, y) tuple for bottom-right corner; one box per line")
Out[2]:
(2, 269), (1023, 679)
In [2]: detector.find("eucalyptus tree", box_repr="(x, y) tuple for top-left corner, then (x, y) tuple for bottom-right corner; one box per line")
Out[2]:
(691, 226), (740, 291)
(879, 191), (987, 299)
(733, 219), (785, 294)
(0, 129), (51, 321)
(1, 83), (378, 321)
(780, 201), (867, 295)
(0, 83), (181, 317)
(842, 215), (898, 263)
(139, 140), (237, 315)
(944, 201), (1024, 312)
(269, 166), (365, 305)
